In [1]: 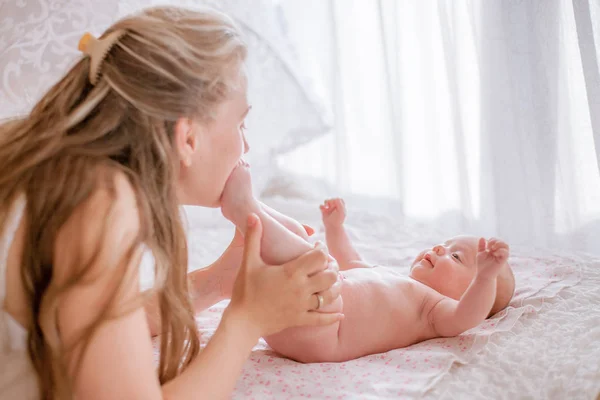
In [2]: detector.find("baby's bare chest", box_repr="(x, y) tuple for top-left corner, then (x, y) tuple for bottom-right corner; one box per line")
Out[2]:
(340, 268), (434, 343)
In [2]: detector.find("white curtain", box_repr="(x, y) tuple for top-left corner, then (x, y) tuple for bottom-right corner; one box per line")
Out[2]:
(277, 0), (600, 255)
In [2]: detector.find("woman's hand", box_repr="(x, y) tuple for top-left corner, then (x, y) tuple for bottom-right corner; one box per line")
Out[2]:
(219, 222), (317, 298)
(226, 214), (344, 339)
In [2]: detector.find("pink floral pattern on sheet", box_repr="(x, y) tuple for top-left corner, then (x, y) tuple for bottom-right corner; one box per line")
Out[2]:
(153, 251), (581, 399)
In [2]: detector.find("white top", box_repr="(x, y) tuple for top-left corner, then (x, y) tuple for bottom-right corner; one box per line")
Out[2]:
(0, 194), (38, 399)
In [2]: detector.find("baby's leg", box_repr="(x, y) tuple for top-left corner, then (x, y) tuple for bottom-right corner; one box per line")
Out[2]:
(220, 165), (344, 362)
(220, 165), (313, 266)
(260, 201), (310, 241)
(228, 209), (344, 360)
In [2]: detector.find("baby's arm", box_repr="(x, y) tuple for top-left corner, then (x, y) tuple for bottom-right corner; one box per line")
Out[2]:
(429, 238), (509, 337)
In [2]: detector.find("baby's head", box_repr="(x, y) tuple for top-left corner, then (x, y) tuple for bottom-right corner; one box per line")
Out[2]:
(409, 235), (515, 317)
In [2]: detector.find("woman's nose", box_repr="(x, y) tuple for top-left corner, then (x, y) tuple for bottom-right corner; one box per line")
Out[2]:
(433, 245), (445, 255)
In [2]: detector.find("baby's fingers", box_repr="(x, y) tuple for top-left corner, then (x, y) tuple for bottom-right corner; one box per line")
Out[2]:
(496, 240), (509, 251)
(493, 248), (509, 261)
(478, 238), (487, 253)
(488, 237), (499, 250)
(320, 204), (333, 216)
(488, 238), (508, 252)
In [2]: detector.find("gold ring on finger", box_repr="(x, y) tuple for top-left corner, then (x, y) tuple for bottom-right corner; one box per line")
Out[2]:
(314, 293), (324, 310)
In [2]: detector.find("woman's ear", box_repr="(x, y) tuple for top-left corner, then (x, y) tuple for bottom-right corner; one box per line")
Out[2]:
(174, 117), (198, 167)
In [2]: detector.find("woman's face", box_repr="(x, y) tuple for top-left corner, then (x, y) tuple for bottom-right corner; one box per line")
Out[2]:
(175, 75), (251, 207)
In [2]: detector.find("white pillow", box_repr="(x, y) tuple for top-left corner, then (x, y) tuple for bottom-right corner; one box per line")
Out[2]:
(0, 0), (332, 196)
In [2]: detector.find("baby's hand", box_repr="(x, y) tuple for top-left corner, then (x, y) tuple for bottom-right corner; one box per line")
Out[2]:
(475, 237), (509, 279)
(320, 198), (346, 227)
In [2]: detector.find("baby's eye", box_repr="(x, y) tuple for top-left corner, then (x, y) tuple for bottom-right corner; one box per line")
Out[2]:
(452, 253), (461, 262)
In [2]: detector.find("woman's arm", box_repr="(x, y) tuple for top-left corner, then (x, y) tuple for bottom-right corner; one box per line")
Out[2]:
(56, 177), (341, 400)
(56, 191), (253, 400)
(145, 245), (242, 337)
(163, 215), (343, 399)
(146, 220), (317, 337)
(161, 308), (258, 399)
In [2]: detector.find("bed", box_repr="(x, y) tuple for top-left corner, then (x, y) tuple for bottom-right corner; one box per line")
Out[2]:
(2, 1), (598, 398)
(161, 193), (600, 400)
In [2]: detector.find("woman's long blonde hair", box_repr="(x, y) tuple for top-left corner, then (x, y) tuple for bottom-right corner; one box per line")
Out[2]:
(0, 6), (246, 399)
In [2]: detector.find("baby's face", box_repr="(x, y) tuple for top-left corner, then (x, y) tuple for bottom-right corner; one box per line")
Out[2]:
(409, 236), (479, 300)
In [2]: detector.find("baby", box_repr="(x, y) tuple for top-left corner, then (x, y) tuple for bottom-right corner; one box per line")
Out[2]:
(220, 162), (515, 363)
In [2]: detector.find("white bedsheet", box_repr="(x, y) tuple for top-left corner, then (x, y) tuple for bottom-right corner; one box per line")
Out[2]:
(157, 196), (599, 400)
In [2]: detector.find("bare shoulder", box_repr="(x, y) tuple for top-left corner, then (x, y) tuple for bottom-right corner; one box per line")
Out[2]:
(402, 277), (448, 336)
(394, 275), (445, 308)
(45, 170), (161, 398)
(53, 168), (143, 286)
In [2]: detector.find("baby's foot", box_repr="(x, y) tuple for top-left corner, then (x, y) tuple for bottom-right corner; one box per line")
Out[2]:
(320, 198), (346, 229)
(220, 160), (257, 224)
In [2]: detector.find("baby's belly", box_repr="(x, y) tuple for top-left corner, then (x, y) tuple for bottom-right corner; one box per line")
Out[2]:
(337, 271), (425, 358)
(264, 268), (426, 362)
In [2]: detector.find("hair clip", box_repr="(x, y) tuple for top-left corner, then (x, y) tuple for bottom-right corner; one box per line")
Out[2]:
(78, 30), (126, 85)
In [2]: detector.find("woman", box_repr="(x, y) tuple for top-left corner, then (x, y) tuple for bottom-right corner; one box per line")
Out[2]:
(0, 6), (342, 399)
